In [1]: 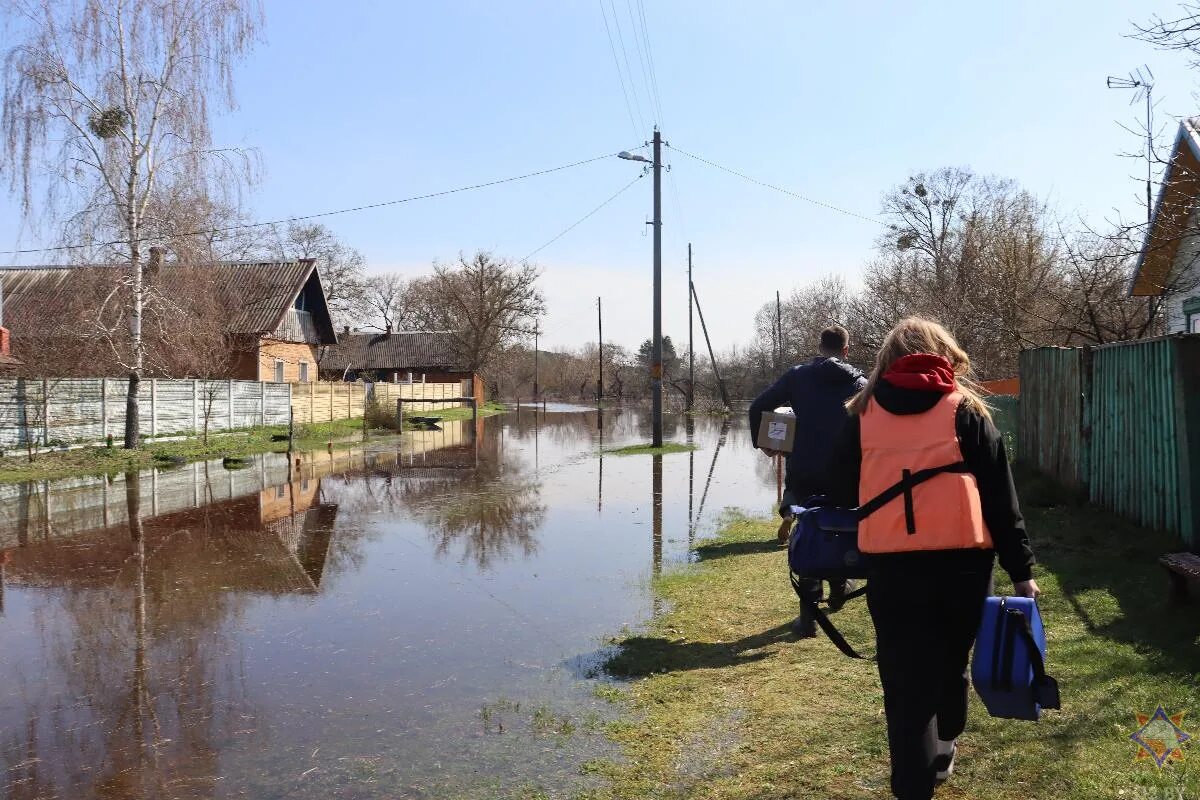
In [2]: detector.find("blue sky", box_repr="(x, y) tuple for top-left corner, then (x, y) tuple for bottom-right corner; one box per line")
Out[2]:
(0, 1), (1195, 351)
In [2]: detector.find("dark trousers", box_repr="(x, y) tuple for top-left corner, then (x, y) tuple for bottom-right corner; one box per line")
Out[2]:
(866, 561), (993, 800)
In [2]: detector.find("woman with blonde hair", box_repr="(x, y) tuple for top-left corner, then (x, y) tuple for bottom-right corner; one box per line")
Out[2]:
(827, 317), (1038, 800)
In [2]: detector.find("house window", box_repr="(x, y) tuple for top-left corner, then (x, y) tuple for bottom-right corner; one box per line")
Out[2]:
(1185, 297), (1200, 334)
(273, 359), (285, 383)
(299, 361), (309, 383)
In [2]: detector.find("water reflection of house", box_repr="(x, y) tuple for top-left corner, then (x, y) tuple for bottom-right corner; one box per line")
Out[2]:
(4, 478), (337, 596)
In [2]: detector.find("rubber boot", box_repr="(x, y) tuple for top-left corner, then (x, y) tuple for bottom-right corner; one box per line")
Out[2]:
(827, 579), (856, 612)
(791, 602), (817, 638)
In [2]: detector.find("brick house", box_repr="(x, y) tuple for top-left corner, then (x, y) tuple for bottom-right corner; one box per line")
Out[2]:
(0, 254), (336, 381)
(317, 329), (484, 405)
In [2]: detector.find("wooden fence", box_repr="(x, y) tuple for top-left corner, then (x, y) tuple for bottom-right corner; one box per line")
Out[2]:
(1019, 336), (1200, 545)
(289, 381), (464, 425)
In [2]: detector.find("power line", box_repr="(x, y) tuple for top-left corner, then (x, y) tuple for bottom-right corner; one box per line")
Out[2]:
(667, 144), (889, 227)
(624, 0), (659, 124)
(0, 150), (635, 256)
(606, 0), (647, 131)
(634, 0), (665, 125)
(598, 0), (640, 140)
(522, 173), (645, 263)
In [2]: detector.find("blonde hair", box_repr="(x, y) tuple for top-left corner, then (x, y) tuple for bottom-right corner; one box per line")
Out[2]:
(847, 316), (992, 421)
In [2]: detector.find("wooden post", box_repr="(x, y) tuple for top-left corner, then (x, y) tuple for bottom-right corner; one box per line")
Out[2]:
(228, 379), (235, 430)
(472, 397), (478, 429)
(41, 378), (49, 446)
(192, 379), (199, 435)
(329, 382), (334, 422)
(396, 399), (403, 430)
(100, 377), (109, 444)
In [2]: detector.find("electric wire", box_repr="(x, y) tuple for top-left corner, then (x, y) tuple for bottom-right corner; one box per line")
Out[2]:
(606, 0), (648, 132)
(598, 0), (641, 140)
(633, 0), (665, 125)
(0, 150), (638, 256)
(667, 144), (889, 227)
(624, 0), (659, 124)
(522, 173), (645, 263)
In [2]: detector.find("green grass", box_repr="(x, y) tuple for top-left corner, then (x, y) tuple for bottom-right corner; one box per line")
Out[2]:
(586, 472), (1200, 799)
(602, 442), (699, 456)
(419, 401), (508, 422)
(0, 403), (510, 485)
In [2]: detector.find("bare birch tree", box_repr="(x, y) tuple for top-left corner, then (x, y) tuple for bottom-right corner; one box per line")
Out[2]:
(1, 0), (262, 448)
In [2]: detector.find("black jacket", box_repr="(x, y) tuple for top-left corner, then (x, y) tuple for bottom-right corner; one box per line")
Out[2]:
(825, 379), (1035, 584)
(748, 357), (866, 496)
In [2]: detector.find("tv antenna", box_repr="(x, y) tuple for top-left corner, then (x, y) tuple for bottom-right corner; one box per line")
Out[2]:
(1107, 65), (1156, 226)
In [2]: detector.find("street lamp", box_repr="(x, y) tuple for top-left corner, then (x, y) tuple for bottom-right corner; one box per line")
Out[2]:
(619, 134), (664, 447)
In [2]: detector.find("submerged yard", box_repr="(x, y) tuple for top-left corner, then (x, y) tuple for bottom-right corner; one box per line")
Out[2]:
(591, 469), (1200, 800)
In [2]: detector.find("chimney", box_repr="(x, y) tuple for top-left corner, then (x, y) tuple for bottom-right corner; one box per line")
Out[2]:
(147, 246), (164, 275)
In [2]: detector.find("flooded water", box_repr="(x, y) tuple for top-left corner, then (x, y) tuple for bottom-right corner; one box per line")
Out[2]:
(0, 409), (778, 799)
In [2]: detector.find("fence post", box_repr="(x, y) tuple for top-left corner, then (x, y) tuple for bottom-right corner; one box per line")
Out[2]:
(329, 382), (334, 422)
(100, 377), (108, 443)
(228, 379), (235, 430)
(259, 380), (266, 428)
(397, 398), (403, 429)
(41, 378), (49, 446)
(287, 382), (293, 431)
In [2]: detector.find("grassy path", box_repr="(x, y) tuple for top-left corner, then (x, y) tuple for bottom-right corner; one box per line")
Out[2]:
(588, 473), (1200, 799)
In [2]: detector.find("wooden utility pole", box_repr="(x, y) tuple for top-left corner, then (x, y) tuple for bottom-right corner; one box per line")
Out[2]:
(688, 243), (694, 412)
(776, 290), (783, 371)
(692, 281), (730, 411)
(597, 296), (604, 405)
(533, 320), (539, 402)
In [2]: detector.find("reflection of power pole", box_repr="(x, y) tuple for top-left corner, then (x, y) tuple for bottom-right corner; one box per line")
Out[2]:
(652, 453), (663, 575)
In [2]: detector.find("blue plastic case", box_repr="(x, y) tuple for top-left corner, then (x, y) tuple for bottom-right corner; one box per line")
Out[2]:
(971, 596), (1060, 721)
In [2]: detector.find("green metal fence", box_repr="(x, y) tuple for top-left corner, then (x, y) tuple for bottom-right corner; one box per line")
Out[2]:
(1019, 336), (1200, 545)
(988, 394), (1019, 459)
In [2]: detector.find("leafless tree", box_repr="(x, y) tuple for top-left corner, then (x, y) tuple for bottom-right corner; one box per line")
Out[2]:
(273, 222), (366, 327)
(1, 0), (263, 448)
(360, 273), (411, 332)
(408, 251), (545, 380)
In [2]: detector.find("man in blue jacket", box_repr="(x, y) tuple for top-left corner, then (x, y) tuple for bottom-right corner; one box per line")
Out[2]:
(749, 324), (866, 637)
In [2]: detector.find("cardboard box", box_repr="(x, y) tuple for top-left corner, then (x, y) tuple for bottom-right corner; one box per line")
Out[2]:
(757, 410), (796, 453)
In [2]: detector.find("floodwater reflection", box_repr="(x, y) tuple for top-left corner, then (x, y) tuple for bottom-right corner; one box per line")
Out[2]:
(1, 411), (772, 799)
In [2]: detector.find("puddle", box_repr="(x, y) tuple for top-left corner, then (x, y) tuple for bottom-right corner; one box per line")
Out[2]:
(0, 409), (775, 798)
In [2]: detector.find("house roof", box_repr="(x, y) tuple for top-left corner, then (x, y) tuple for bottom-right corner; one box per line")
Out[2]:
(318, 331), (465, 373)
(1131, 117), (1200, 296)
(0, 259), (336, 342)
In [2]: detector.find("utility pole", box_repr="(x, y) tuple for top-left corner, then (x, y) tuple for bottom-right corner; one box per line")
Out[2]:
(692, 281), (730, 411)
(533, 320), (539, 402)
(775, 290), (782, 372)
(651, 129), (663, 447)
(597, 297), (604, 405)
(688, 243), (694, 412)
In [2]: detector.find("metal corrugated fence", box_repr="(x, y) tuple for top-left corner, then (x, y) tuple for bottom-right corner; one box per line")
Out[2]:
(1018, 335), (1200, 545)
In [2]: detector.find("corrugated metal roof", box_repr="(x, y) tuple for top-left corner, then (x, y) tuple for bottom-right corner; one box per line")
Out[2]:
(318, 331), (464, 372)
(0, 260), (328, 339)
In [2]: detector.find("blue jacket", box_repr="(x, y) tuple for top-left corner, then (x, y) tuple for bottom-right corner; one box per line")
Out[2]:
(748, 357), (866, 496)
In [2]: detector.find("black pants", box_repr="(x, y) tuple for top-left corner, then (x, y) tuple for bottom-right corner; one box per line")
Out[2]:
(867, 559), (993, 800)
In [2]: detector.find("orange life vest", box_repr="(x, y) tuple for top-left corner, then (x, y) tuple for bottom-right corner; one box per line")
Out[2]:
(857, 391), (992, 554)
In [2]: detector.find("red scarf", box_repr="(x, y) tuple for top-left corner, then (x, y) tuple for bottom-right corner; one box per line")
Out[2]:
(882, 353), (956, 393)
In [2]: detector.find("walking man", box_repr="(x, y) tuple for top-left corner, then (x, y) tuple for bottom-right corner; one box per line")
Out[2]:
(748, 324), (866, 637)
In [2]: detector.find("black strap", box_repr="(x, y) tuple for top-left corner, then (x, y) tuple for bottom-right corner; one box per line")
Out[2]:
(856, 461), (970, 520)
(902, 468), (916, 534)
(790, 572), (869, 660)
(993, 603), (1062, 710)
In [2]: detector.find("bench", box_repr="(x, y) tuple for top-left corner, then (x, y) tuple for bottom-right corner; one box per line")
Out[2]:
(1159, 552), (1200, 604)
